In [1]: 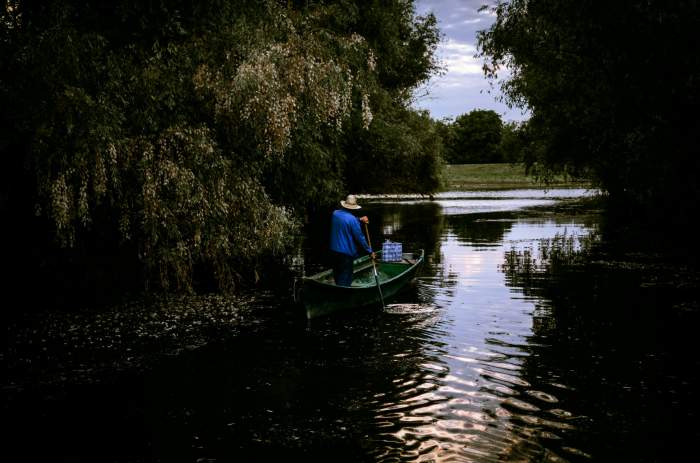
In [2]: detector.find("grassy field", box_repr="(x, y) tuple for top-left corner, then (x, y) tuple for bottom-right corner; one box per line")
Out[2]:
(442, 163), (590, 191)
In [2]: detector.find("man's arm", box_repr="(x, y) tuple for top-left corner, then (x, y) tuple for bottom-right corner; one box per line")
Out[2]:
(350, 216), (372, 255)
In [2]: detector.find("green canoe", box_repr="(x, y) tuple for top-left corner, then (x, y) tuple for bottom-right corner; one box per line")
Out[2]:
(298, 249), (425, 319)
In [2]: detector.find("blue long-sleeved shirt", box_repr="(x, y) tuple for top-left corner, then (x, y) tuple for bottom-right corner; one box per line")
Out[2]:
(329, 209), (372, 257)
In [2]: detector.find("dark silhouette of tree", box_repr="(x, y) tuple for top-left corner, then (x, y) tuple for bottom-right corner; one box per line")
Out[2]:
(478, 0), (700, 222)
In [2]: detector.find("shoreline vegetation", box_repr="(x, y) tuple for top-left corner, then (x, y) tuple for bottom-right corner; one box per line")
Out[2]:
(1, 1), (443, 295)
(441, 163), (591, 191)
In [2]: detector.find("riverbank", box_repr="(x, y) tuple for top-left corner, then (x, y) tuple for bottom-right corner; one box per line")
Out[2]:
(2, 294), (260, 390)
(442, 163), (591, 191)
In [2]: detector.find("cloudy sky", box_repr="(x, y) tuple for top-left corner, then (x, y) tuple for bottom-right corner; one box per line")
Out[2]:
(412, 0), (530, 122)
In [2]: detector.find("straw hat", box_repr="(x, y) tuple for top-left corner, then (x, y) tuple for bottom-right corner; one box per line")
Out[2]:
(340, 194), (362, 210)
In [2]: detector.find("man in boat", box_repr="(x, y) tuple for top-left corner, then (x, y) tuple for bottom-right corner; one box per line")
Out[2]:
(329, 194), (376, 286)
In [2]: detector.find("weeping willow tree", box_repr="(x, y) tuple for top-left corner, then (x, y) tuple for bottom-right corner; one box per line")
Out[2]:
(0, 0), (440, 294)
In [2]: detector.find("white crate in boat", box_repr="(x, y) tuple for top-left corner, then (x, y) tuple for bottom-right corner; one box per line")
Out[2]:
(382, 241), (403, 262)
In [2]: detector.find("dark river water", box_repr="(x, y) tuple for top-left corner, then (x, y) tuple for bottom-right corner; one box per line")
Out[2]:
(4, 189), (700, 462)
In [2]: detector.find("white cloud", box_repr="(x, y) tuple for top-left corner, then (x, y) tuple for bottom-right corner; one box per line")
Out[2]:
(479, 9), (497, 17)
(439, 39), (482, 76)
(412, 0), (528, 122)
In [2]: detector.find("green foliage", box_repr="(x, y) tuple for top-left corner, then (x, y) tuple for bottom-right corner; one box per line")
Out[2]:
(478, 0), (700, 217)
(439, 109), (528, 164)
(451, 109), (504, 163)
(328, 0), (443, 196)
(344, 101), (443, 194)
(0, 0), (441, 292)
(499, 122), (524, 163)
(358, 0), (440, 92)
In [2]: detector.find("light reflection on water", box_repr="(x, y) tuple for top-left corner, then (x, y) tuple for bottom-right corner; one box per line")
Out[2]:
(369, 222), (586, 460)
(360, 188), (597, 200)
(8, 189), (697, 462)
(364, 188), (598, 217)
(287, 190), (601, 461)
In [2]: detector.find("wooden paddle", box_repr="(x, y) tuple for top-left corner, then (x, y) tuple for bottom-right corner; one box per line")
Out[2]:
(363, 222), (385, 310)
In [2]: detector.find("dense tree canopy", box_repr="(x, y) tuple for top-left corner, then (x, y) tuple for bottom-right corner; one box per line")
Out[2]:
(478, 0), (700, 218)
(0, 0), (441, 294)
(438, 109), (528, 164)
(442, 109), (504, 164)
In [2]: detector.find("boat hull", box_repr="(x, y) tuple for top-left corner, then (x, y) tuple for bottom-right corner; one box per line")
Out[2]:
(300, 250), (424, 319)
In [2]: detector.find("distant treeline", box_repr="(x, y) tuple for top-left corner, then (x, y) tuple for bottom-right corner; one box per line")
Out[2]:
(436, 109), (527, 165)
(0, 0), (442, 296)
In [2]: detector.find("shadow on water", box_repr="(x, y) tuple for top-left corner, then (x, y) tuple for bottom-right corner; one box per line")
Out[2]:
(499, 225), (700, 461)
(138, 298), (452, 462)
(4, 190), (700, 462)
